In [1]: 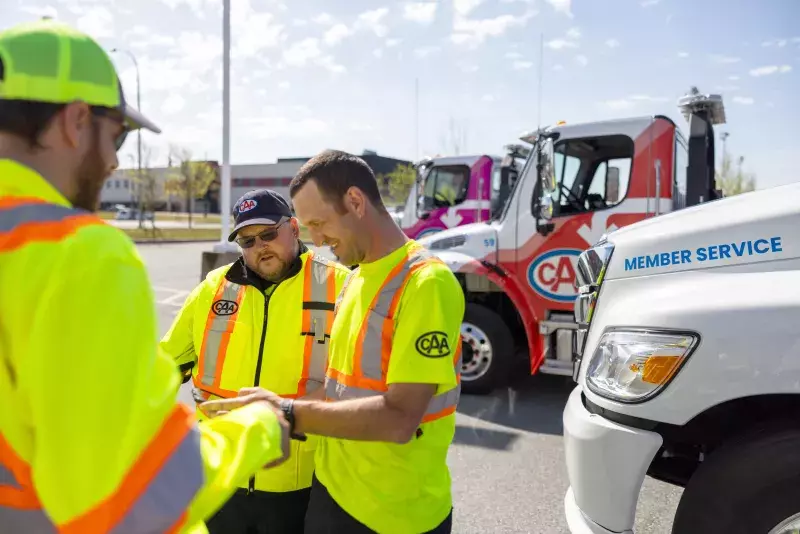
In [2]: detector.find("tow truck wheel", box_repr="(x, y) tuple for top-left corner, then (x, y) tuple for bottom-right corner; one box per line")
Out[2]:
(671, 426), (800, 534)
(460, 303), (514, 395)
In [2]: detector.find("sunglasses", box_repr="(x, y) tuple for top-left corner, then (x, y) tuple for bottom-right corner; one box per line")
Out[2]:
(91, 107), (130, 151)
(235, 220), (288, 249)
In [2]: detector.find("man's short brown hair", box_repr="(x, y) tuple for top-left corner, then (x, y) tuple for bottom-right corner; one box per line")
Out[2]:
(289, 149), (386, 213)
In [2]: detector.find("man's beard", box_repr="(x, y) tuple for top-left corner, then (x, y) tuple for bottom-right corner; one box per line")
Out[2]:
(71, 126), (108, 212)
(255, 256), (291, 282)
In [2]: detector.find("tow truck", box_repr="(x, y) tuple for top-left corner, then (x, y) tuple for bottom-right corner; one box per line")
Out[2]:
(562, 106), (800, 533)
(416, 86), (724, 394)
(396, 148), (528, 240)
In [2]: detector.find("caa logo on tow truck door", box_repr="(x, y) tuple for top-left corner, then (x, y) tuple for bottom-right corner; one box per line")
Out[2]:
(527, 248), (582, 302)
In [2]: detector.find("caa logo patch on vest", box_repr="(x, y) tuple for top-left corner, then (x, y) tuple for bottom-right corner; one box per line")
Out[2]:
(212, 299), (239, 316)
(416, 331), (451, 358)
(527, 248), (582, 303)
(238, 199), (258, 213)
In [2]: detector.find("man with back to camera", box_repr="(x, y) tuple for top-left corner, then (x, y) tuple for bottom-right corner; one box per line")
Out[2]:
(0, 18), (291, 533)
(199, 149), (466, 534)
(160, 188), (350, 533)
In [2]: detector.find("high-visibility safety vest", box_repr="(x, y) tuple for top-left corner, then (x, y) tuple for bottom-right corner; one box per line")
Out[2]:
(0, 159), (285, 534)
(316, 240), (465, 534)
(159, 246), (350, 493)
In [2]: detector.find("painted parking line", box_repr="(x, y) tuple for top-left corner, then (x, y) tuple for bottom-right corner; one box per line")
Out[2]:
(153, 286), (191, 307)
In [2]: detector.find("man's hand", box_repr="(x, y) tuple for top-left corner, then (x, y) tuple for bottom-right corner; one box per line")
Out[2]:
(198, 390), (290, 468)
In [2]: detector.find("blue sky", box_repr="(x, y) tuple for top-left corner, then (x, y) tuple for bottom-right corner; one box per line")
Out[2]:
(4, 0), (799, 189)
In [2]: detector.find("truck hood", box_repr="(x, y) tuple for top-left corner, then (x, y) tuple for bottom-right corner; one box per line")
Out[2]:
(604, 182), (800, 280)
(416, 221), (500, 268)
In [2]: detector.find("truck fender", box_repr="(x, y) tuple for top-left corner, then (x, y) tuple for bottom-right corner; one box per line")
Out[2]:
(431, 250), (541, 371)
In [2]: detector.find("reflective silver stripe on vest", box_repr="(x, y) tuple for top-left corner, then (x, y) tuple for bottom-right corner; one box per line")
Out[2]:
(200, 280), (244, 387)
(0, 462), (20, 488)
(327, 247), (461, 419)
(305, 258), (334, 393)
(334, 268), (358, 315)
(0, 202), (86, 233)
(0, 426), (203, 533)
(0, 507), (56, 534)
(108, 425), (204, 534)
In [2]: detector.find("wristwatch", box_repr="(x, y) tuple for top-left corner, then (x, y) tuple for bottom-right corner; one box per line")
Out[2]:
(280, 398), (307, 441)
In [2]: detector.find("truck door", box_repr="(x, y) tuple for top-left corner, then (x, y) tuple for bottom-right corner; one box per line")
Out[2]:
(514, 134), (637, 313)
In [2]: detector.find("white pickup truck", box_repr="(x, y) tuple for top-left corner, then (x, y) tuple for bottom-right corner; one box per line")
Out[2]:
(562, 181), (800, 534)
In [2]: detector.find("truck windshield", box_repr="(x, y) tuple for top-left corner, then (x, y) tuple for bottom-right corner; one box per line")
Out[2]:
(420, 165), (470, 210)
(552, 134), (633, 217)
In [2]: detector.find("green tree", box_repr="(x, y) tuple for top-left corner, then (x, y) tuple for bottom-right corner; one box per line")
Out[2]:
(166, 145), (218, 229)
(382, 163), (417, 205)
(716, 152), (757, 197)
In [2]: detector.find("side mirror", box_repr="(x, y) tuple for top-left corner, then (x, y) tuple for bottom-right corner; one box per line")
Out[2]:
(606, 166), (620, 203)
(537, 138), (557, 220)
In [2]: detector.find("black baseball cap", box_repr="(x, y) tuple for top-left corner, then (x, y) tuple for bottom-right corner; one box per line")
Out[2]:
(228, 189), (293, 242)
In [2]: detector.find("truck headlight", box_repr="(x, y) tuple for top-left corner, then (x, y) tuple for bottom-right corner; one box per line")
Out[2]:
(586, 329), (699, 403)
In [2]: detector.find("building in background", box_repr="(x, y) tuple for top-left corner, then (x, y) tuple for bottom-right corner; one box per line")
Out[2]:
(102, 150), (410, 213)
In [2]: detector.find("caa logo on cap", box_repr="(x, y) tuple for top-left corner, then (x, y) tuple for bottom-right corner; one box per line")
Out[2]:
(239, 199), (258, 213)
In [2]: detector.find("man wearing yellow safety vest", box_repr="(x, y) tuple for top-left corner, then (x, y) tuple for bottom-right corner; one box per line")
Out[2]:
(160, 188), (350, 533)
(0, 19), (290, 533)
(201, 150), (465, 534)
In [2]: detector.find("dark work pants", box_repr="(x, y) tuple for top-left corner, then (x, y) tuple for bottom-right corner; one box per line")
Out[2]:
(206, 487), (312, 534)
(304, 474), (453, 534)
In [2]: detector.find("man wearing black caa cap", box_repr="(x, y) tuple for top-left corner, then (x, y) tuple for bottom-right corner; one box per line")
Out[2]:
(160, 188), (351, 533)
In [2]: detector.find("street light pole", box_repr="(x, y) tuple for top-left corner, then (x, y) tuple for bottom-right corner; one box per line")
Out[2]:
(111, 48), (142, 226)
(219, 0), (232, 248)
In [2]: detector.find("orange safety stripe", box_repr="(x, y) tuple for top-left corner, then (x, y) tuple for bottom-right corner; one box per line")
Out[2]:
(59, 404), (196, 533)
(0, 434), (40, 510)
(196, 278), (246, 394)
(196, 279), (227, 383)
(296, 255), (337, 398)
(0, 200), (106, 254)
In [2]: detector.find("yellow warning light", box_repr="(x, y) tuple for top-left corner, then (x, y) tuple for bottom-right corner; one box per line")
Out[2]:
(556, 120), (567, 126)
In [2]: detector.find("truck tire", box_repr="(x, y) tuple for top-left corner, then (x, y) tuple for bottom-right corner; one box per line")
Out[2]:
(671, 425), (800, 534)
(460, 303), (515, 395)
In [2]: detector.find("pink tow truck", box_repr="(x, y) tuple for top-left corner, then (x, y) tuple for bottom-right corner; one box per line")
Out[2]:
(396, 146), (529, 239)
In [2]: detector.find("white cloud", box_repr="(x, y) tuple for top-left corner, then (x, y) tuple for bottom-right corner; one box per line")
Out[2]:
(414, 46), (441, 58)
(601, 94), (667, 110)
(312, 13), (335, 25)
(729, 75), (740, 81)
(566, 27), (581, 39)
(482, 94), (496, 102)
(715, 85), (740, 92)
(373, 48), (384, 58)
(733, 96), (754, 105)
(553, 64), (564, 71)
(283, 38), (322, 67)
(162, 94), (186, 114)
(20, 5), (58, 17)
(575, 54), (588, 66)
(404, 2), (437, 24)
(710, 55), (741, 64)
(451, 10), (536, 47)
(292, 19), (308, 27)
(324, 24), (353, 46)
(749, 65), (792, 77)
(641, 0), (660, 6)
(453, 0), (484, 17)
(174, 32), (222, 73)
(546, 0), (572, 17)
(232, 2), (286, 59)
(677, 51), (689, 58)
(278, 81), (291, 90)
(513, 60), (533, 70)
(459, 62), (480, 73)
(356, 7), (390, 37)
(386, 38), (402, 47)
(245, 116), (331, 139)
(76, 6), (114, 38)
(506, 51), (524, 59)
(317, 55), (346, 74)
(605, 38), (620, 48)
(762, 39), (788, 48)
(546, 38), (578, 50)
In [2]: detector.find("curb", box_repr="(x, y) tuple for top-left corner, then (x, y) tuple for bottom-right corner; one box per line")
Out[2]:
(132, 239), (219, 245)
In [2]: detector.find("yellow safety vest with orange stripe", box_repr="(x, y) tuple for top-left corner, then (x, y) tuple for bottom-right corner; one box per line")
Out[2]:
(0, 158), (285, 533)
(315, 240), (465, 533)
(159, 246), (350, 493)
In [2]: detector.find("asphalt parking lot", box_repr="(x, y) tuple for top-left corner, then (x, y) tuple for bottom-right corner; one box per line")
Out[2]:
(141, 241), (683, 534)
